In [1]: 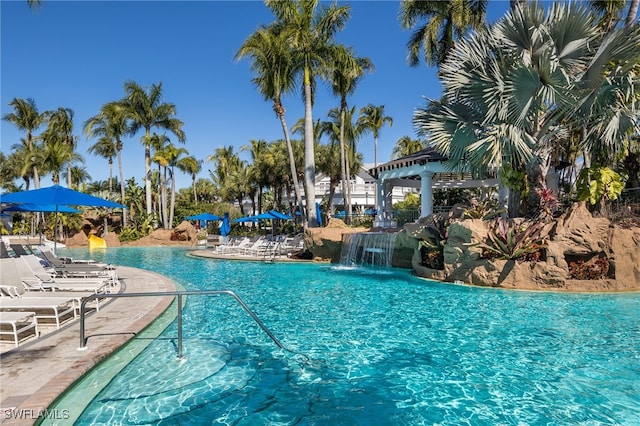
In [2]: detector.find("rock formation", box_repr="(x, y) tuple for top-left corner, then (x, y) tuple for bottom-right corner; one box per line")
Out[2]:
(306, 203), (640, 292)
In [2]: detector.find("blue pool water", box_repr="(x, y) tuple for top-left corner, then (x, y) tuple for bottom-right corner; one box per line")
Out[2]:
(58, 247), (639, 425)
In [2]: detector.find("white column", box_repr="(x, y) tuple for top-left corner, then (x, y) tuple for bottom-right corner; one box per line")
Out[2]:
(420, 170), (433, 218)
(374, 179), (394, 227)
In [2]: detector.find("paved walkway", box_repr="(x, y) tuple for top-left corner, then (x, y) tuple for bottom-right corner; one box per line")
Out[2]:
(0, 266), (176, 425)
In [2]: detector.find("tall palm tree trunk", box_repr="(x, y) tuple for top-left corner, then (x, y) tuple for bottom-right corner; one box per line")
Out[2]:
(277, 108), (306, 229)
(192, 176), (197, 206)
(303, 75), (318, 227)
(169, 167), (176, 228)
(117, 148), (128, 228)
(28, 132), (41, 188)
(144, 131), (153, 216)
(339, 108), (351, 224)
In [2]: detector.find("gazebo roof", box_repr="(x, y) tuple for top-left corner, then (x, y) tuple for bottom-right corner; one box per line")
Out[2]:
(369, 147), (448, 179)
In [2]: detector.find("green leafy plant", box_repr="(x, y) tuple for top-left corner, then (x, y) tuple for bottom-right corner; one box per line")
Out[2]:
(416, 213), (449, 270)
(474, 217), (547, 261)
(463, 198), (505, 220)
(500, 165), (529, 199)
(576, 166), (624, 205)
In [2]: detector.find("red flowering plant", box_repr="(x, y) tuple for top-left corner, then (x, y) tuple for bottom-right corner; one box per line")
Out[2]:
(537, 188), (558, 221)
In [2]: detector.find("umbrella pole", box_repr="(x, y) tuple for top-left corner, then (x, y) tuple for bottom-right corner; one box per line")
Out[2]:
(54, 208), (58, 254)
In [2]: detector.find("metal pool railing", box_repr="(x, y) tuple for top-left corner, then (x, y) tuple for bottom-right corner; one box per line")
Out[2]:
(77, 290), (296, 359)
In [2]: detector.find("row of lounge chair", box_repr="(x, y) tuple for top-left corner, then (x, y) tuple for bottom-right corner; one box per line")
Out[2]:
(0, 244), (118, 349)
(215, 234), (305, 259)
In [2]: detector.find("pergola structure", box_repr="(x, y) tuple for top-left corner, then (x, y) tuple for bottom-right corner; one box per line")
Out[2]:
(369, 147), (503, 227)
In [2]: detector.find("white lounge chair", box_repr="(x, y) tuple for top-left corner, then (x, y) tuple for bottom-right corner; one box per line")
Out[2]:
(0, 311), (38, 347)
(38, 248), (118, 283)
(18, 255), (112, 293)
(0, 259), (102, 315)
(0, 298), (76, 330)
(216, 236), (248, 254)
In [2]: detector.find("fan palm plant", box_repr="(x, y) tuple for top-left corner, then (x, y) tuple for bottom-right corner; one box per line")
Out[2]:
(414, 1), (640, 217)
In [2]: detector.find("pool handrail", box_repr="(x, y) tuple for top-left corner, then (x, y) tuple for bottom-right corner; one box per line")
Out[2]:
(77, 289), (291, 358)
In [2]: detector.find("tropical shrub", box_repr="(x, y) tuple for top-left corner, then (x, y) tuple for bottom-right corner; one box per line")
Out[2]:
(417, 213), (449, 270)
(577, 167), (624, 207)
(474, 218), (547, 261)
(537, 188), (559, 221)
(463, 198), (504, 220)
(418, 239), (444, 270)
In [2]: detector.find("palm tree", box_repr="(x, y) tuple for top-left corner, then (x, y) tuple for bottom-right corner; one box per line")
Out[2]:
(9, 139), (37, 190)
(43, 107), (76, 187)
(176, 155), (202, 205)
(265, 0), (352, 227)
(392, 136), (424, 159)
(322, 106), (365, 219)
(358, 104), (393, 168)
(399, 0), (488, 67)
(328, 50), (373, 223)
(149, 133), (173, 228)
(207, 146), (244, 208)
(36, 138), (82, 185)
(63, 165), (91, 190)
(236, 26), (307, 227)
(0, 150), (26, 191)
(84, 101), (130, 227)
(122, 80), (186, 218)
(3, 98), (45, 188)
(164, 144), (188, 228)
(241, 139), (269, 214)
(414, 1), (640, 217)
(87, 137), (116, 191)
(590, 0), (627, 32)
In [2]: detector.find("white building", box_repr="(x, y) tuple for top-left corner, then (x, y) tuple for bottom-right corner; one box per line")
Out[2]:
(313, 163), (415, 213)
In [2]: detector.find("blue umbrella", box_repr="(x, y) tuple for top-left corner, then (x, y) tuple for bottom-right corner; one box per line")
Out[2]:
(185, 213), (222, 221)
(315, 203), (323, 226)
(2, 203), (81, 213)
(220, 212), (231, 236)
(0, 185), (125, 252)
(0, 185), (125, 208)
(234, 216), (260, 223)
(266, 209), (292, 220)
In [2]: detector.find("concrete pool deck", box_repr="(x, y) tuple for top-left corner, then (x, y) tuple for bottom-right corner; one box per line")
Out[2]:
(0, 266), (176, 425)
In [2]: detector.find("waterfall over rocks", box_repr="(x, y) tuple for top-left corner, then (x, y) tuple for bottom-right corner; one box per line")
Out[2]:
(339, 232), (396, 268)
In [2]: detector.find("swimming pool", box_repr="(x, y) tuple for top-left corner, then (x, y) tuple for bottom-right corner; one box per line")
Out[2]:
(53, 247), (639, 424)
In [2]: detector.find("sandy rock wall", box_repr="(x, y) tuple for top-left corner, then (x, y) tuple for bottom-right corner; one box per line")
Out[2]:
(408, 203), (640, 292)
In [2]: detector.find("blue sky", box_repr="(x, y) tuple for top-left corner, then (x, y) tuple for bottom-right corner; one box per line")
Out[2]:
(1, 0), (511, 190)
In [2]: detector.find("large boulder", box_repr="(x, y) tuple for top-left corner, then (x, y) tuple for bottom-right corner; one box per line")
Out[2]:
(305, 218), (368, 262)
(122, 221), (199, 247)
(409, 202), (640, 292)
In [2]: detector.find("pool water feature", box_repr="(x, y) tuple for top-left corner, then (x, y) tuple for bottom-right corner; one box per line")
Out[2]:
(340, 231), (396, 268)
(49, 247), (639, 424)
